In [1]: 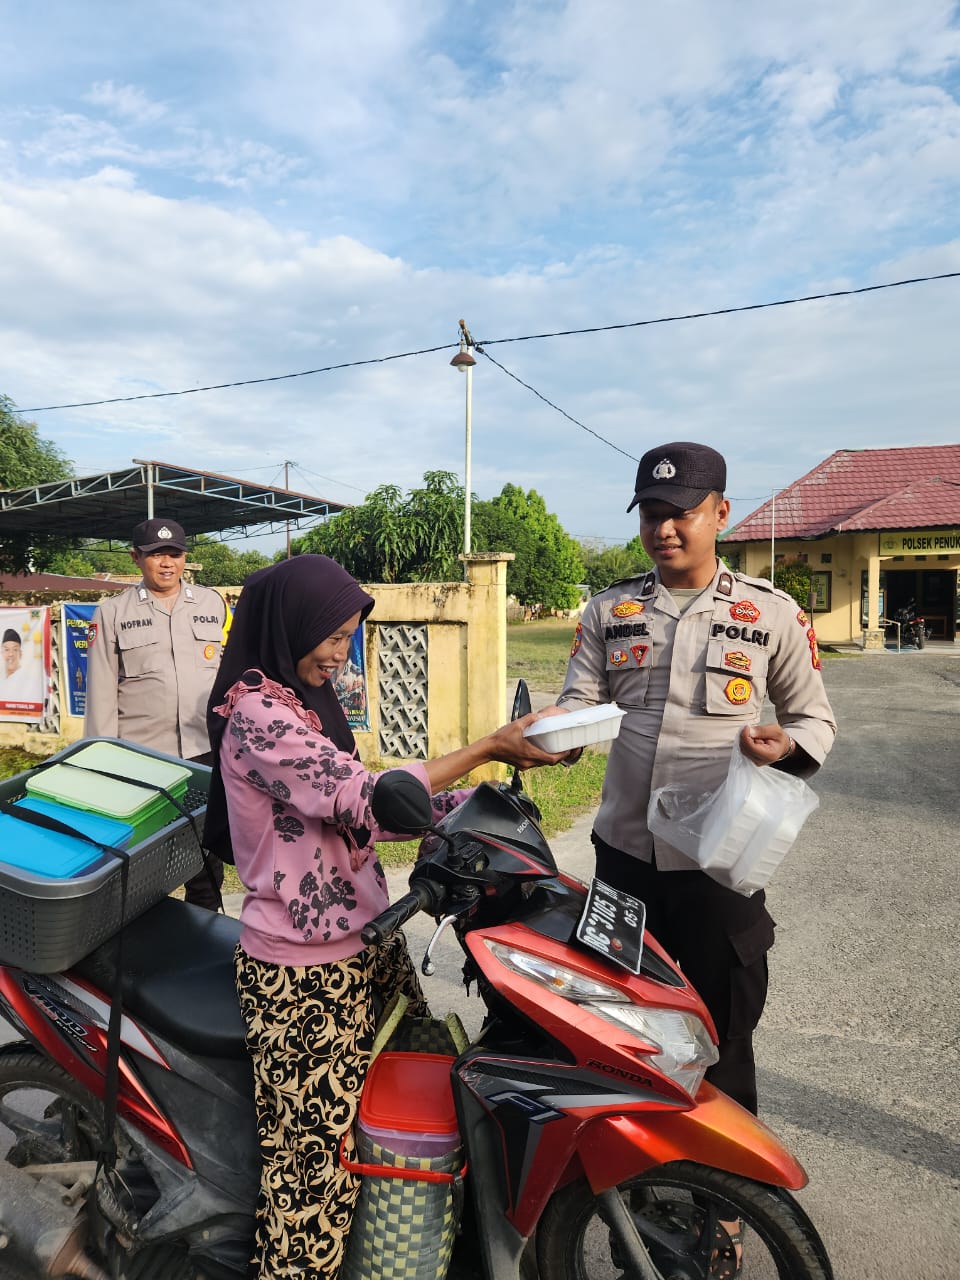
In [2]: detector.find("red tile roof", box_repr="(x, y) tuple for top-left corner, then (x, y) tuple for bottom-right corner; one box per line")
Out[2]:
(726, 445), (960, 542)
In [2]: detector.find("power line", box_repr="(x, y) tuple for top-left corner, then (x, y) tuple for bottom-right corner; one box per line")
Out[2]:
(477, 346), (639, 461)
(476, 271), (960, 347)
(19, 342), (453, 412)
(15, 270), (959, 415)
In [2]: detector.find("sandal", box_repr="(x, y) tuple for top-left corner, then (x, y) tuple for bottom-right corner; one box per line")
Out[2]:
(711, 1218), (744, 1278)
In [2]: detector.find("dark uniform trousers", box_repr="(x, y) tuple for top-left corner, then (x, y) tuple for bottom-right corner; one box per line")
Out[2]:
(592, 833), (774, 1115)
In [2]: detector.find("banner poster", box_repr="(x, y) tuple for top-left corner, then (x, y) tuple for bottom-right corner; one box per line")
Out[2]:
(61, 603), (99, 719)
(0, 606), (51, 724)
(334, 625), (369, 731)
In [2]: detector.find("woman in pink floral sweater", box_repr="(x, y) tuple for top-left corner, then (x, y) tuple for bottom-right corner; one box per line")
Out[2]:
(203, 555), (566, 1280)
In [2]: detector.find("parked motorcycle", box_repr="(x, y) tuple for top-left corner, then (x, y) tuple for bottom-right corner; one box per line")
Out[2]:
(888, 600), (927, 649)
(0, 743), (834, 1279)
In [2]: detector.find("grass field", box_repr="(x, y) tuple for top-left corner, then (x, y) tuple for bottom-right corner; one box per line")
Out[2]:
(506, 616), (579, 693)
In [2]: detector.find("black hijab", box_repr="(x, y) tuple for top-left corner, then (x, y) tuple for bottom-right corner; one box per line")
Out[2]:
(203, 554), (374, 862)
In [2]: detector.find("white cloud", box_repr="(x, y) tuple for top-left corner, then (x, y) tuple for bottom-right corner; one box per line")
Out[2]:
(0, 0), (957, 551)
(83, 81), (168, 125)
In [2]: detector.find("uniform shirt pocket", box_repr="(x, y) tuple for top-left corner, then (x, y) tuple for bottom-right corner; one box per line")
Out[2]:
(704, 639), (770, 716)
(191, 617), (223, 669)
(118, 630), (162, 679)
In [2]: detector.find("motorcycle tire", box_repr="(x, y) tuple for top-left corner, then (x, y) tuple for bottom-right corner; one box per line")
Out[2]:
(916, 629), (926, 649)
(0, 1044), (197, 1280)
(536, 1158), (833, 1280)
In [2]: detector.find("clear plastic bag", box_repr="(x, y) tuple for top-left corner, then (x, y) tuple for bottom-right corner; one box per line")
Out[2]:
(647, 744), (820, 895)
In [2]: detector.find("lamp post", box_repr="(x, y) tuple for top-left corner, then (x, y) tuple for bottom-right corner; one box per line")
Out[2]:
(770, 488), (781, 585)
(450, 320), (477, 563)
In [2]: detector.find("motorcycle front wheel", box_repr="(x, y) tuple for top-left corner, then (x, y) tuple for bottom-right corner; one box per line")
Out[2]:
(536, 1159), (832, 1280)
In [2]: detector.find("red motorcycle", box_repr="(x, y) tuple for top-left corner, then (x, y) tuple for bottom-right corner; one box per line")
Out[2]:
(0, 762), (833, 1279)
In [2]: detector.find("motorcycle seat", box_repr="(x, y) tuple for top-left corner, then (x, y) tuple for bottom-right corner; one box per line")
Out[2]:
(72, 896), (248, 1059)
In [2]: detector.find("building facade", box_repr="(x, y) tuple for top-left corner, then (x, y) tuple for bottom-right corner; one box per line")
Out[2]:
(722, 446), (960, 648)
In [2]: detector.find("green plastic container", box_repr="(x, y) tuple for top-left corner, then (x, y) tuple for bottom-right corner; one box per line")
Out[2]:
(25, 742), (191, 846)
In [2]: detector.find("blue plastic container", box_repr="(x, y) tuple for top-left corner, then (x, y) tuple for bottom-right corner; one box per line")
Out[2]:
(0, 798), (133, 879)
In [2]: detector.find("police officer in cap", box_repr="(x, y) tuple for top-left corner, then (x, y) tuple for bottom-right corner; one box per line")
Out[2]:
(85, 517), (227, 909)
(558, 442), (836, 1117)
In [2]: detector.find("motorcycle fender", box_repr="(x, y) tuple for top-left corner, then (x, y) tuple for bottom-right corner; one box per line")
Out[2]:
(577, 1083), (808, 1191)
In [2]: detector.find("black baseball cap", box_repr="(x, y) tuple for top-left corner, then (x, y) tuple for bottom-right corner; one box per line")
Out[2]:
(627, 441), (727, 512)
(132, 518), (188, 553)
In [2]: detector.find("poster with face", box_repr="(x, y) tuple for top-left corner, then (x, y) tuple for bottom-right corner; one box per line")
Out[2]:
(334, 625), (369, 731)
(0, 606), (51, 723)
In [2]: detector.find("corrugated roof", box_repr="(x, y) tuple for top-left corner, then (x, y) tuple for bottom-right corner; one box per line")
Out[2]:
(0, 572), (129, 595)
(726, 445), (960, 542)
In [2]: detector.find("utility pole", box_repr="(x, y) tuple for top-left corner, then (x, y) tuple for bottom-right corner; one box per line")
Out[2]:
(449, 320), (477, 568)
(284, 460), (298, 559)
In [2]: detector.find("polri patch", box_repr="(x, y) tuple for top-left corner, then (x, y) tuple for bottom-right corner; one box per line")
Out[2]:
(724, 676), (752, 705)
(609, 648), (629, 667)
(630, 644), (649, 666)
(807, 627), (822, 670)
(570, 623), (583, 658)
(612, 601), (644, 618)
(723, 650), (751, 672)
(730, 600), (761, 624)
(796, 610), (809, 627)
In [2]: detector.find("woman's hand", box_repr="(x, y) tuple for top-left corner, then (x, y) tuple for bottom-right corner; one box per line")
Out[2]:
(739, 722), (794, 766)
(423, 709), (576, 792)
(487, 710), (580, 770)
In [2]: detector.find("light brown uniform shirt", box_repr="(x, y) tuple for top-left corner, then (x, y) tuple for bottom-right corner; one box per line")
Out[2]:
(558, 560), (837, 871)
(84, 581), (225, 759)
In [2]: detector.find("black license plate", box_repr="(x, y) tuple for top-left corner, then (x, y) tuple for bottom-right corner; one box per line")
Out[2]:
(576, 877), (645, 974)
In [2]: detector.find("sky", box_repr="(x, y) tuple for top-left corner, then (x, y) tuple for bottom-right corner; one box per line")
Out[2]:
(1, 0), (959, 554)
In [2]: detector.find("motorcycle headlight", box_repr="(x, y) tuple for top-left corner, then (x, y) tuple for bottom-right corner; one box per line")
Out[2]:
(590, 1003), (718, 1098)
(486, 941), (717, 1099)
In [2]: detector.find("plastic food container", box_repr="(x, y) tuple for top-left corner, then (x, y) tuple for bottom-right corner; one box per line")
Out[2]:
(0, 738), (209, 972)
(522, 702), (626, 752)
(341, 1052), (462, 1280)
(25, 741), (191, 846)
(0, 799), (134, 878)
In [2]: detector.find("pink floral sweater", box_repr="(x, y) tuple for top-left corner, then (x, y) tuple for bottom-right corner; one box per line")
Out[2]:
(214, 673), (465, 967)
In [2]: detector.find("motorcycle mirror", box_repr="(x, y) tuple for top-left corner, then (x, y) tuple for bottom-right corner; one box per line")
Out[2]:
(511, 679), (532, 721)
(371, 772), (434, 834)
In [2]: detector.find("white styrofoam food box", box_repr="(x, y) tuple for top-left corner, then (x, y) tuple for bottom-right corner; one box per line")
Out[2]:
(522, 703), (626, 752)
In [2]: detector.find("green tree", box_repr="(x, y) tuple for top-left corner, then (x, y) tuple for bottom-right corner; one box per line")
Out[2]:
(296, 471), (466, 582)
(770, 558), (813, 610)
(473, 485), (585, 610)
(189, 534), (271, 587)
(0, 396), (75, 572)
(578, 536), (653, 595)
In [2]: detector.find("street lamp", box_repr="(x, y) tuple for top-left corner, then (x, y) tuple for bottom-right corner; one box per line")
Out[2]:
(450, 321), (477, 561)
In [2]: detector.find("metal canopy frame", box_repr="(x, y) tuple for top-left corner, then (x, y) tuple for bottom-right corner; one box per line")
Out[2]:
(0, 459), (347, 544)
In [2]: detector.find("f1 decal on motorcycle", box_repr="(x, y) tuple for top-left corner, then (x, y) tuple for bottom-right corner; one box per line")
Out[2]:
(487, 1091), (564, 1123)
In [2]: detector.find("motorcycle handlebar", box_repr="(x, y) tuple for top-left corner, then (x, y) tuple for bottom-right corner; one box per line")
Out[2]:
(361, 880), (438, 946)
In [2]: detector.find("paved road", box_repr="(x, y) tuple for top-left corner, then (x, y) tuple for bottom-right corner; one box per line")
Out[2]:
(2, 650), (958, 1278)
